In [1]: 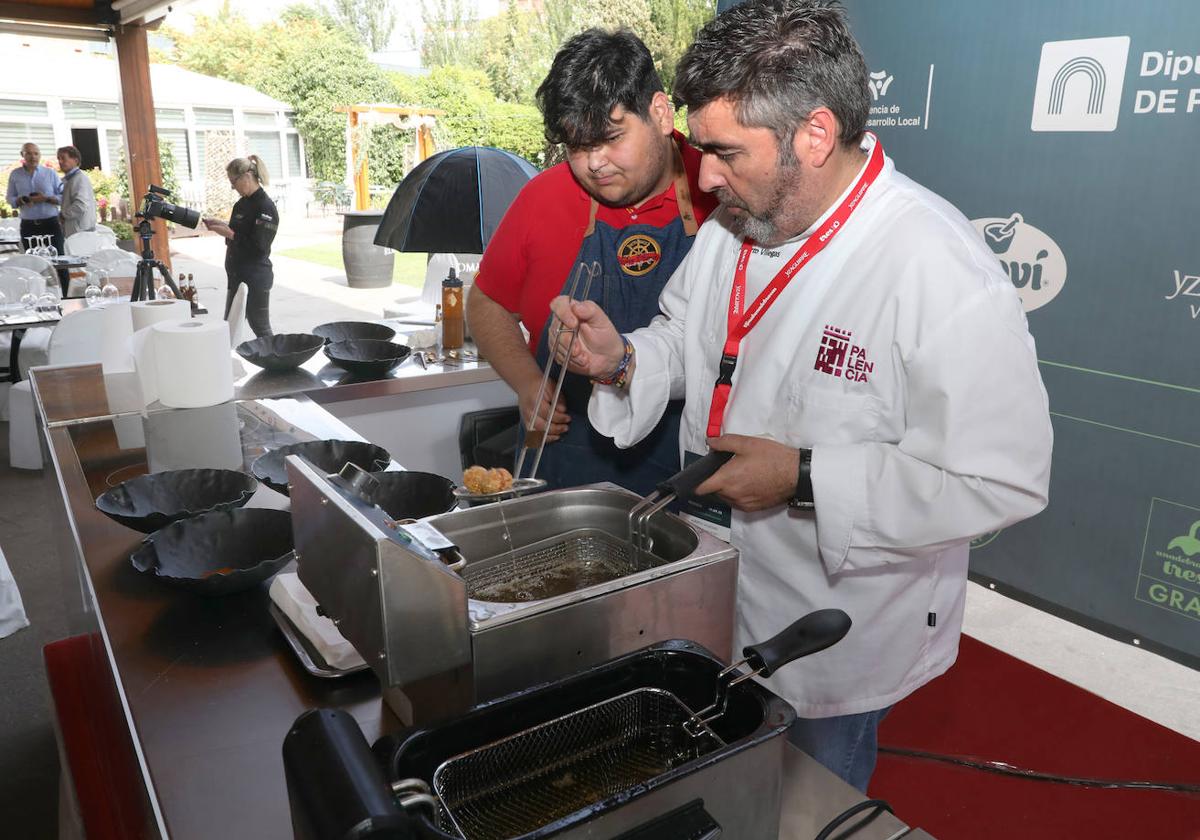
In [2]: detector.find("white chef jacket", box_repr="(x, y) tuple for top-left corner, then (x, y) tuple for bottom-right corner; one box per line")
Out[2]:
(590, 137), (1053, 717)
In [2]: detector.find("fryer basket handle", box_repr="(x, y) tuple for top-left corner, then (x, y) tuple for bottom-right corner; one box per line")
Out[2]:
(743, 609), (852, 677)
(283, 708), (430, 840)
(657, 450), (734, 502)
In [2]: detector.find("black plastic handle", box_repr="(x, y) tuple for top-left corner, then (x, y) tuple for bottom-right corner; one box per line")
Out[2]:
(657, 450), (734, 503)
(283, 708), (424, 840)
(743, 609), (852, 677)
(615, 799), (722, 839)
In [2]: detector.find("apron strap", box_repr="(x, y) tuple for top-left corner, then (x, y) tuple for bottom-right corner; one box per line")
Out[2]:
(585, 194), (600, 237)
(583, 138), (698, 238)
(672, 141), (698, 237)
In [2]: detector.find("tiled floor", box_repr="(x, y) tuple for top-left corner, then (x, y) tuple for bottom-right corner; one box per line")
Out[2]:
(0, 214), (1195, 837)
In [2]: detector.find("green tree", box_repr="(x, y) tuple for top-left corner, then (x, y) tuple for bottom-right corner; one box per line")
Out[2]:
(419, 0), (485, 69)
(325, 0), (397, 52)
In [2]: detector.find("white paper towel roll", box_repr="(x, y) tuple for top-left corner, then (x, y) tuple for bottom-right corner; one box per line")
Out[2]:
(99, 302), (135, 373)
(131, 298), (190, 332)
(130, 325), (158, 406)
(144, 401), (243, 472)
(152, 320), (233, 409)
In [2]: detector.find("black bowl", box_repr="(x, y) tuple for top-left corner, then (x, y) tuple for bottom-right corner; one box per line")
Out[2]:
(312, 321), (396, 344)
(130, 508), (294, 595)
(251, 439), (392, 496)
(323, 339), (411, 378)
(236, 333), (324, 372)
(95, 468), (259, 533)
(354, 471), (457, 520)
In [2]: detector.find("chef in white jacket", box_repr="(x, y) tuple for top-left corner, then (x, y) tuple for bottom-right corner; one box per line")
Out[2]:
(550, 0), (1053, 792)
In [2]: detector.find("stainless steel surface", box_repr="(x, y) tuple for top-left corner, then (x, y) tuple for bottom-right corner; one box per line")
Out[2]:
(28, 333), (500, 429)
(432, 687), (724, 840)
(290, 475), (739, 725)
(267, 603), (370, 679)
(35, 378), (919, 839)
(287, 455), (472, 709)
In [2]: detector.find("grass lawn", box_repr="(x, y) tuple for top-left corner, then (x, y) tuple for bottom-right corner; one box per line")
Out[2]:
(278, 241), (427, 288)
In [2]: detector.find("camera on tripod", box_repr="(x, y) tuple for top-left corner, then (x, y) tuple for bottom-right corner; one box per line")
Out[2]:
(139, 184), (201, 229)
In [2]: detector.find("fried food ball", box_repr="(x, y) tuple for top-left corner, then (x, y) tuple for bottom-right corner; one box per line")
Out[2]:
(462, 465), (515, 494)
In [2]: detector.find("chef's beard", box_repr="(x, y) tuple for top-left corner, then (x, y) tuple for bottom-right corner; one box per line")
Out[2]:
(716, 163), (805, 245)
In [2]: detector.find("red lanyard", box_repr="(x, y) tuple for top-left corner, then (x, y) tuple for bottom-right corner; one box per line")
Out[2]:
(706, 136), (885, 438)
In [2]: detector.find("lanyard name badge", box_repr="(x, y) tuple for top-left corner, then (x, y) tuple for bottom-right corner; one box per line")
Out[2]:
(705, 135), (885, 439)
(683, 136), (884, 539)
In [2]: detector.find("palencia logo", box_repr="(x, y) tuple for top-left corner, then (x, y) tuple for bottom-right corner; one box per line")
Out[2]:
(971, 213), (1068, 312)
(1166, 269), (1200, 321)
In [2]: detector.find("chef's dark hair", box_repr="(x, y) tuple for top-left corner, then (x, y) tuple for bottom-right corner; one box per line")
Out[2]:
(537, 28), (663, 149)
(674, 0), (869, 160)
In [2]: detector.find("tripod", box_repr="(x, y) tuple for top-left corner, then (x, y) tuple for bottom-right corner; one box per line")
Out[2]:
(130, 218), (183, 302)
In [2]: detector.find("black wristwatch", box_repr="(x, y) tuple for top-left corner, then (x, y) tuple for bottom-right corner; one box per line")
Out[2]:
(788, 448), (815, 511)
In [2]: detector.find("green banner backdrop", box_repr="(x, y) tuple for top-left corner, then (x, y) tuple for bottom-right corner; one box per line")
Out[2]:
(837, 0), (1199, 667)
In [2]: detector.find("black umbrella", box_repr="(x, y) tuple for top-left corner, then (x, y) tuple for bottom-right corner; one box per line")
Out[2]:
(374, 146), (539, 253)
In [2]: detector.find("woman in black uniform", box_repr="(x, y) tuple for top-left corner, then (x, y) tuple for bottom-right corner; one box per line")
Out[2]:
(202, 154), (278, 338)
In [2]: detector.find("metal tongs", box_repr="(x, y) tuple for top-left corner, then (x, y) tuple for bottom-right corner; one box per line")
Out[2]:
(510, 260), (601, 486)
(683, 609), (853, 737)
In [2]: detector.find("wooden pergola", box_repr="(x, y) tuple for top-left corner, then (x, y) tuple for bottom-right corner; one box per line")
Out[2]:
(0, 0), (195, 266)
(336, 104), (442, 211)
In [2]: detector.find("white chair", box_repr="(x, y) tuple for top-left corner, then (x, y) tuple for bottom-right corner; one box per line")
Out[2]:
(0, 543), (29, 639)
(64, 231), (106, 257)
(225, 282), (248, 348)
(86, 247), (138, 275)
(0, 267), (54, 415)
(9, 304), (135, 470)
(3, 253), (56, 286)
(93, 224), (118, 244)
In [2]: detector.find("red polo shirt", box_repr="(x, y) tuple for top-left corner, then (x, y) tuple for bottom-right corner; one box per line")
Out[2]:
(474, 131), (716, 350)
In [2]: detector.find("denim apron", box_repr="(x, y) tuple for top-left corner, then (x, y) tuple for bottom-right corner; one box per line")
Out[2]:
(533, 148), (698, 496)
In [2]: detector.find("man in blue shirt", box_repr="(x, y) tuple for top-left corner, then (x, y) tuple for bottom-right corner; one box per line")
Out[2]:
(6, 142), (63, 255)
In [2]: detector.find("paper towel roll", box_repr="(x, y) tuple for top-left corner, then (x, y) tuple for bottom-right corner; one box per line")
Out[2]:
(152, 320), (233, 409)
(99, 302), (135, 373)
(130, 325), (158, 406)
(131, 298), (190, 332)
(144, 401), (243, 472)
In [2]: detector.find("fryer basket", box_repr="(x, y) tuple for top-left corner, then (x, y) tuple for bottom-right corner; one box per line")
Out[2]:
(432, 687), (725, 840)
(462, 528), (660, 603)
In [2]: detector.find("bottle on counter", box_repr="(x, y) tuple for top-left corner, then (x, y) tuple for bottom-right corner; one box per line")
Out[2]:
(441, 267), (464, 351)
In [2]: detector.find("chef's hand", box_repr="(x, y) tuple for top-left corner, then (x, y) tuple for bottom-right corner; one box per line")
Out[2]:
(519, 378), (569, 442)
(695, 435), (799, 512)
(547, 296), (625, 379)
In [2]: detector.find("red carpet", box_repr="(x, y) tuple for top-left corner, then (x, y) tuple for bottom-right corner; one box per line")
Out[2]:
(869, 635), (1200, 839)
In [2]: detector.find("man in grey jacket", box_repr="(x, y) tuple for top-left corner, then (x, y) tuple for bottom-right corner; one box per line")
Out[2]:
(56, 145), (96, 239)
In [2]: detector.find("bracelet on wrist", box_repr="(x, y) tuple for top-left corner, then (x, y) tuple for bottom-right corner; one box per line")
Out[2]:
(592, 335), (634, 389)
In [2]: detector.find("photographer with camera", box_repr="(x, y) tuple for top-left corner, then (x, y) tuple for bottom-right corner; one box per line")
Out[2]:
(6, 142), (63, 255)
(203, 155), (278, 338)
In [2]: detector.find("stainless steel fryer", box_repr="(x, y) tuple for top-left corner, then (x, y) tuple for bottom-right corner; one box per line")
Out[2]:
(285, 456), (739, 727)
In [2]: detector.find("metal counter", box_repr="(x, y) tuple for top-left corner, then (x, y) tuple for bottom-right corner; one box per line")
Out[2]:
(31, 366), (915, 840)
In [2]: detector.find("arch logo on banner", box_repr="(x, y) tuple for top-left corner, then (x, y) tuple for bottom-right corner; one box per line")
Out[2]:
(1032, 36), (1131, 131)
(971, 213), (1068, 312)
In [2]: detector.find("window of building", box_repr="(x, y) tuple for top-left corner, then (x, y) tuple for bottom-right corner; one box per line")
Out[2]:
(155, 108), (186, 124)
(193, 107), (234, 127)
(245, 131), (282, 182)
(243, 112), (277, 128)
(63, 100), (121, 122)
(286, 133), (303, 179)
(0, 123), (55, 159)
(105, 129), (124, 171)
(0, 99), (49, 119)
(159, 128), (191, 180)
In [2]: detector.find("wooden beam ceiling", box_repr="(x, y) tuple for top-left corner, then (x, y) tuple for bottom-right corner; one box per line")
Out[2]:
(0, 1), (115, 28)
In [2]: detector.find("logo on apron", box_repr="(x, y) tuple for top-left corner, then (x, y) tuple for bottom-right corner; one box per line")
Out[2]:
(616, 233), (662, 276)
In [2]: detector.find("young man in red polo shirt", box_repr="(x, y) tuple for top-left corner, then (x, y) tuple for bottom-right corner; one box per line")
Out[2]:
(468, 28), (716, 495)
